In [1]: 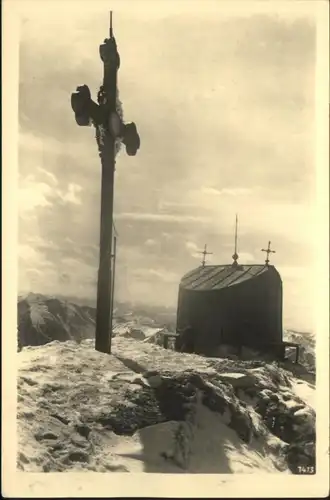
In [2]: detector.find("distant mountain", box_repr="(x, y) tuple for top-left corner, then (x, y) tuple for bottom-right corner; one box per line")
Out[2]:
(283, 330), (315, 372)
(17, 293), (315, 374)
(17, 293), (96, 350)
(17, 293), (175, 351)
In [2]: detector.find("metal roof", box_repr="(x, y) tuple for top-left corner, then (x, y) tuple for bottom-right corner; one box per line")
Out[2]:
(180, 264), (271, 291)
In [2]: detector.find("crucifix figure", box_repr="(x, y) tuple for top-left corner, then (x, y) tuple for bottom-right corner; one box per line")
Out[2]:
(261, 241), (276, 266)
(70, 12), (140, 354)
(198, 244), (213, 267)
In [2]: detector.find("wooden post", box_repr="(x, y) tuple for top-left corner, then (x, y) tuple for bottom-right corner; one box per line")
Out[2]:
(95, 137), (115, 353)
(110, 234), (117, 341)
(95, 14), (118, 354)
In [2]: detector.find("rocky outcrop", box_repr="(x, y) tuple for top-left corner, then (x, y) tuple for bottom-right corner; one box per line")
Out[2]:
(17, 338), (315, 474)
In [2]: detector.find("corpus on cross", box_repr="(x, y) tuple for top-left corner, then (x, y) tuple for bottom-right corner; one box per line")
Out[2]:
(70, 11), (140, 354)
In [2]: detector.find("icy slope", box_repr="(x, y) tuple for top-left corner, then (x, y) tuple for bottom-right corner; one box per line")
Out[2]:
(17, 338), (315, 474)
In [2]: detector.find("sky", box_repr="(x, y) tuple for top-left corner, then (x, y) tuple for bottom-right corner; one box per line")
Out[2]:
(17, 0), (318, 331)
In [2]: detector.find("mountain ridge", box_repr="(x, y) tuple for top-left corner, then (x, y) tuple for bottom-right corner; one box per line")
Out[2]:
(17, 293), (315, 372)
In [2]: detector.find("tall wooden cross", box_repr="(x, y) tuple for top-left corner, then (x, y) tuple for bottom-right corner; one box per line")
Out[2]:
(261, 241), (276, 266)
(70, 12), (140, 354)
(198, 244), (213, 267)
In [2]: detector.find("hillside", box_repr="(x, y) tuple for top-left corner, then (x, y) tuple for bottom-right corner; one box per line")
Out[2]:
(17, 293), (177, 351)
(16, 293), (316, 474)
(17, 293), (96, 350)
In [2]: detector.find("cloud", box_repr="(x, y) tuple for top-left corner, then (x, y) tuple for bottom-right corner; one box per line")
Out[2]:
(60, 183), (82, 205)
(162, 232), (172, 240)
(133, 268), (179, 284)
(201, 187), (254, 197)
(59, 273), (70, 284)
(145, 238), (157, 247)
(237, 252), (256, 264)
(19, 176), (52, 212)
(148, 269), (179, 284)
(18, 242), (59, 291)
(185, 241), (202, 259)
(115, 212), (209, 223)
(17, 6), (316, 330)
(37, 167), (58, 186)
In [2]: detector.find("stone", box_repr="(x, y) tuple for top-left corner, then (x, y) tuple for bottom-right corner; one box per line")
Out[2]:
(146, 374), (163, 389)
(217, 372), (257, 388)
(304, 441), (315, 457)
(144, 369), (160, 378)
(283, 400), (305, 413)
(35, 431), (59, 441)
(260, 389), (274, 399)
(293, 407), (315, 421)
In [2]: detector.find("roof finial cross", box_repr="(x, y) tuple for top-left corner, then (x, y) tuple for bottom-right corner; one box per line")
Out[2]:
(109, 10), (113, 38)
(198, 244), (213, 267)
(232, 214), (239, 267)
(261, 240), (276, 266)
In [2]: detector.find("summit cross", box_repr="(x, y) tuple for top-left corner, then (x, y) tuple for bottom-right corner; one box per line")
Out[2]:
(70, 11), (140, 354)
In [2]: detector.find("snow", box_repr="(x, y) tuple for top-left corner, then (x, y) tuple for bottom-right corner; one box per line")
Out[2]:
(290, 379), (315, 409)
(16, 338), (317, 476)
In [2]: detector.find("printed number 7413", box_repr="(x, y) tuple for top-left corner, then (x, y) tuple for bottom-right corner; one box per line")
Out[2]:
(297, 466), (315, 474)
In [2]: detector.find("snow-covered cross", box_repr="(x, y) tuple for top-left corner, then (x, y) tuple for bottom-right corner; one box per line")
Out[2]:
(70, 11), (140, 355)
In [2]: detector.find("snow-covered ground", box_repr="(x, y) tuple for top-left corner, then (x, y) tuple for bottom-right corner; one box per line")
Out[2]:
(17, 338), (316, 474)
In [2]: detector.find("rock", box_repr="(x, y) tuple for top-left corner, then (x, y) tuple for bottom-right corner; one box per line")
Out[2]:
(65, 450), (90, 463)
(219, 407), (231, 425)
(127, 328), (145, 341)
(50, 413), (70, 425)
(144, 369), (160, 378)
(303, 441), (315, 457)
(283, 400), (305, 413)
(18, 452), (29, 464)
(35, 431), (59, 441)
(70, 432), (89, 448)
(292, 407), (315, 432)
(260, 389), (273, 400)
(293, 407), (315, 423)
(146, 374), (163, 389)
(281, 390), (294, 401)
(74, 424), (91, 439)
(229, 410), (253, 443)
(217, 372), (257, 388)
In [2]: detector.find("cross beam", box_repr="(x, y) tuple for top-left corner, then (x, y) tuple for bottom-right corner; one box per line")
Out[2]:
(261, 240), (276, 266)
(70, 12), (140, 354)
(197, 244), (213, 267)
